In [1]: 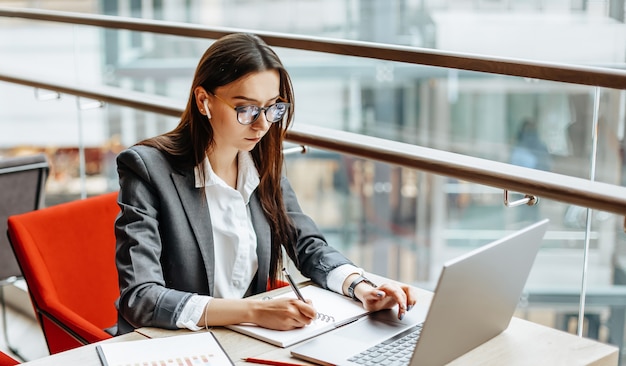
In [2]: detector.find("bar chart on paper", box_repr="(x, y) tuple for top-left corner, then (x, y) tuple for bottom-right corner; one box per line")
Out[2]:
(95, 332), (234, 366)
(117, 354), (219, 366)
(112, 354), (222, 366)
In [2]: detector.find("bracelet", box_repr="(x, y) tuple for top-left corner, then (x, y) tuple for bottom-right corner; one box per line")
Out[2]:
(347, 275), (377, 302)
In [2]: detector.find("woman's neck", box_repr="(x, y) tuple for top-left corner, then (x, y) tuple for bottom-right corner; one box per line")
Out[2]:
(208, 148), (239, 189)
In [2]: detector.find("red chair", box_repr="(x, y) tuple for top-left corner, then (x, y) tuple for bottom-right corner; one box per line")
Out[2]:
(267, 279), (289, 292)
(0, 351), (19, 366)
(7, 192), (120, 354)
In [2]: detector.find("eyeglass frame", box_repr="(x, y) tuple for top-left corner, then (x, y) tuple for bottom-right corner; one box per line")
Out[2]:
(209, 92), (290, 125)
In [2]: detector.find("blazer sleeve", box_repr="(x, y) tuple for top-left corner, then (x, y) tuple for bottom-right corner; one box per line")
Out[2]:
(280, 177), (355, 289)
(114, 147), (192, 332)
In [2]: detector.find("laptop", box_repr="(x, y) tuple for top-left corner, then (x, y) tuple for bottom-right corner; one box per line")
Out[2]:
(291, 219), (549, 366)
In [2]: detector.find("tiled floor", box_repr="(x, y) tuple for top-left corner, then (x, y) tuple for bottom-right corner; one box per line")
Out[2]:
(0, 284), (49, 363)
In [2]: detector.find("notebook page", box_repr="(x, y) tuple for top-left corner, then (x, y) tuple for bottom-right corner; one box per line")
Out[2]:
(225, 285), (369, 347)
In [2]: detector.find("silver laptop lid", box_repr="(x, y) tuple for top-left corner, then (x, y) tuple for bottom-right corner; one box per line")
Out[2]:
(410, 219), (549, 365)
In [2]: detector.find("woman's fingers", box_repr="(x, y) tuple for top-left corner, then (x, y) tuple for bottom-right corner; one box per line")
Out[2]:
(256, 298), (317, 330)
(362, 283), (417, 320)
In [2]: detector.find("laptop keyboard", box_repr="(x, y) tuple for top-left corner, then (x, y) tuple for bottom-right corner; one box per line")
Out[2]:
(347, 323), (423, 366)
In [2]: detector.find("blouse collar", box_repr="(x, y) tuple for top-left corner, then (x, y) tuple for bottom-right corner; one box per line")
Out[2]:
(194, 151), (260, 204)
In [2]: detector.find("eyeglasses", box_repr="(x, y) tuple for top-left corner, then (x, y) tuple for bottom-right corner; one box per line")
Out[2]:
(210, 93), (290, 125)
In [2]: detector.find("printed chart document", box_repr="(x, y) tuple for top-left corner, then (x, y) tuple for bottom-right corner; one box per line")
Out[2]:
(96, 331), (234, 366)
(226, 285), (370, 347)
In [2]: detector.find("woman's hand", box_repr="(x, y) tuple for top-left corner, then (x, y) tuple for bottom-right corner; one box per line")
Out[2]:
(351, 279), (417, 320)
(249, 297), (317, 330)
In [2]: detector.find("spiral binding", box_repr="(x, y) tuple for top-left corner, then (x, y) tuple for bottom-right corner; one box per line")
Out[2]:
(316, 312), (335, 323)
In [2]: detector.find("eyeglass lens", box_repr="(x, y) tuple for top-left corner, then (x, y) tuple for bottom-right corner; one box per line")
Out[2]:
(236, 103), (289, 124)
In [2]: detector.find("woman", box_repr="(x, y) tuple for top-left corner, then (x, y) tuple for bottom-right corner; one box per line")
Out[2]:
(114, 33), (415, 335)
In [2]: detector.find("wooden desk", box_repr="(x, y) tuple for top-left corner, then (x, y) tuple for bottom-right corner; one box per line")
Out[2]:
(20, 331), (148, 366)
(20, 286), (619, 366)
(134, 316), (619, 366)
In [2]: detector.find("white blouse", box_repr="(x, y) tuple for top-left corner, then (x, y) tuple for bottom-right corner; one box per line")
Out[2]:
(176, 151), (360, 330)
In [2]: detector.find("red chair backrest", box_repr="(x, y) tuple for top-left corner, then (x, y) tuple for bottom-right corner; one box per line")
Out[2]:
(7, 192), (120, 354)
(0, 351), (18, 366)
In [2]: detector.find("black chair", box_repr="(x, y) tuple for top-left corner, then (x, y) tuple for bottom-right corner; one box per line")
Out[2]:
(0, 154), (49, 361)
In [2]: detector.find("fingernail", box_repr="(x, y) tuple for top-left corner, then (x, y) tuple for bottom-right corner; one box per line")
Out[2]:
(407, 305), (414, 311)
(376, 291), (384, 297)
(399, 313), (405, 320)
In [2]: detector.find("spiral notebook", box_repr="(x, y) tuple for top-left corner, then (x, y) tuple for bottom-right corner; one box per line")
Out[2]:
(225, 285), (370, 347)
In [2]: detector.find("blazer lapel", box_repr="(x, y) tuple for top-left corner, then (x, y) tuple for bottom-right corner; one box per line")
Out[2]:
(171, 170), (216, 295)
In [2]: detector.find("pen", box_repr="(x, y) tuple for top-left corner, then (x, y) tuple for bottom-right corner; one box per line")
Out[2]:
(242, 357), (307, 366)
(282, 267), (305, 302)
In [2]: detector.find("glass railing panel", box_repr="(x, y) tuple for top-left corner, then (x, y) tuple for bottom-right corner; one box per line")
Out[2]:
(0, 80), (182, 204)
(0, 18), (102, 86)
(101, 31), (207, 100)
(0, 18), (202, 100)
(283, 51), (625, 186)
(0, 83), (106, 204)
(284, 147), (425, 283)
(90, 104), (180, 193)
(550, 208), (626, 356)
(593, 87), (625, 187)
(3, 14), (621, 194)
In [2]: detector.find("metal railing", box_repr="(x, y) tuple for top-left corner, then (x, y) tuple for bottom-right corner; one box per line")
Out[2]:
(2, 71), (626, 222)
(0, 6), (625, 89)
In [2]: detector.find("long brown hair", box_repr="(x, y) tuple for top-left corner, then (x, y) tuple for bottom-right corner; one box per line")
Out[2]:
(138, 33), (297, 288)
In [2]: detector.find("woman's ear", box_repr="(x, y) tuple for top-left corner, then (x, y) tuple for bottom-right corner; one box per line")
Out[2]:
(193, 86), (211, 119)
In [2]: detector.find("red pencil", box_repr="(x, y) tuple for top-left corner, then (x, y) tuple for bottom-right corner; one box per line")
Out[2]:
(241, 357), (308, 366)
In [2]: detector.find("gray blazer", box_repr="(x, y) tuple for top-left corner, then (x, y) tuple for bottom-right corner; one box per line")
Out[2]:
(114, 145), (353, 334)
